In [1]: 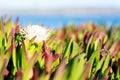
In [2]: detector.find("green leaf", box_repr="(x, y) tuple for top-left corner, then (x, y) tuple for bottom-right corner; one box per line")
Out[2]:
(4, 20), (14, 37)
(86, 35), (93, 59)
(62, 39), (72, 59)
(101, 54), (110, 74)
(12, 45), (17, 75)
(88, 50), (100, 78)
(70, 54), (86, 80)
(0, 31), (4, 49)
(116, 51), (120, 62)
(21, 39), (28, 69)
(37, 52), (44, 68)
(23, 52), (38, 80)
(95, 57), (105, 74)
(70, 41), (80, 58)
(103, 35), (108, 44)
(94, 39), (100, 51)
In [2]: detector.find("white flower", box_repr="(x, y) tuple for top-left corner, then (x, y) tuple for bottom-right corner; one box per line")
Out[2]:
(22, 25), (51, 43)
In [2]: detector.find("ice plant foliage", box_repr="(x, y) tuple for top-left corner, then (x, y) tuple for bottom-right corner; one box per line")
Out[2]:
(1, 17), (120, 80)
(22, 25), (51, 43)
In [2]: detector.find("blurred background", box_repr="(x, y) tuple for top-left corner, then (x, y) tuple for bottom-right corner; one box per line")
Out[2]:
(0, 0), (120, 29)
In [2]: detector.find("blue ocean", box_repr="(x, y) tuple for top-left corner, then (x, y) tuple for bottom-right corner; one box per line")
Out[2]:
(11, 15), (120, 29)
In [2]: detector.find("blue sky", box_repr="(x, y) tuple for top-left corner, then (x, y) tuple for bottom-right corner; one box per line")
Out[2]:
(0, 0), (120, 10)
(0, 0), (120, 28)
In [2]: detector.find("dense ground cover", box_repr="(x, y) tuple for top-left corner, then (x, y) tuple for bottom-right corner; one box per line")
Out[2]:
(0, 17), (120, 80)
